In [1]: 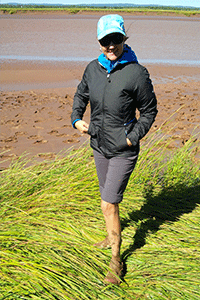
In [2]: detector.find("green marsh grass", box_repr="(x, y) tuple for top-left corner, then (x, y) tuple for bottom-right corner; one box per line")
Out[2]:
(1, 7), (200, 17)
(0, 129), (199, 299)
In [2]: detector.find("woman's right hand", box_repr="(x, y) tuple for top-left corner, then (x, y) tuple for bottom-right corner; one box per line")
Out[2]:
(75, 120), (89, 134)
(126, 138), (132, 147)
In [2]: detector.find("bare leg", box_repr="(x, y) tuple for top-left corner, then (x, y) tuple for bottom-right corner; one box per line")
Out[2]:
(101, 199), (121, 258)
(101, 199), (123, 284)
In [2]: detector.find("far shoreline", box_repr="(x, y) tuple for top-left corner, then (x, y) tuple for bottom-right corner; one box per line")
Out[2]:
(0, 8), (200, 18)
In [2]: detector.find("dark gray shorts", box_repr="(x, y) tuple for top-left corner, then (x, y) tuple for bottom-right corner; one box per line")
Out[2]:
(93, 150), (138, 204)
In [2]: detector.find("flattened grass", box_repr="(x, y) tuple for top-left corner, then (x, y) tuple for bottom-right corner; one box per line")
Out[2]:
(0, 130), (199, 299)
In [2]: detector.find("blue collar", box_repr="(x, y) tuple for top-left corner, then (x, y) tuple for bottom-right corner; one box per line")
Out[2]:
(98, 44), (138, 74)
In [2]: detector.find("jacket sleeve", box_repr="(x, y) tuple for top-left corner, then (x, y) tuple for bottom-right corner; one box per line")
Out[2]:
(127, 67), (158, 146)
(71, 68), (89, 128)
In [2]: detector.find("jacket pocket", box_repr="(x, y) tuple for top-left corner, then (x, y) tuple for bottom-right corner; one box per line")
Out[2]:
(87, 122), (97, 137)
(105, 127), (128, 152)
(117, 130), (129, 151)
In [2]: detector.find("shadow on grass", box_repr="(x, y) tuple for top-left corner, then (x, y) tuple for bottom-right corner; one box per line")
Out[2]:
(121, 183), (200, 268)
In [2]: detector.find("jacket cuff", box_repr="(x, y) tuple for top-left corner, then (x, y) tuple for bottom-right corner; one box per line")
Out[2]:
(72, 119), (81, 129)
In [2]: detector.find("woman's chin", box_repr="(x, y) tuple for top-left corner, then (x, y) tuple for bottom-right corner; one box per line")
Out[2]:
(106, 53), (118, 61)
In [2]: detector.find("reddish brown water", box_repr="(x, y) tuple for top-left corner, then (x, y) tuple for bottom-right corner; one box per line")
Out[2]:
(1, 14), (200, 65)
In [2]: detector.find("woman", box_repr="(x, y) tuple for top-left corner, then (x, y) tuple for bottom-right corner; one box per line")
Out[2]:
(71, 14), (157, 285)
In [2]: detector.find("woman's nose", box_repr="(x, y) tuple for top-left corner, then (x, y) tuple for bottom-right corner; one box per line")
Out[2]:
(109, 41), (115, 48)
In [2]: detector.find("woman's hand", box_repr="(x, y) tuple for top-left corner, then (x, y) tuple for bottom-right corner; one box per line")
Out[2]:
(126, 138), (132, 147)
(75, 120), (89, 134)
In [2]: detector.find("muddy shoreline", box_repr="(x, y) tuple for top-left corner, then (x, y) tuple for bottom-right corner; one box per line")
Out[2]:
(1, 13), (199, 169)
(1, 67), (199, 169)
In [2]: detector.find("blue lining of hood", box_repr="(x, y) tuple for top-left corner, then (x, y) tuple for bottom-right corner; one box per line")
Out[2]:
(98, 44), (138, 74)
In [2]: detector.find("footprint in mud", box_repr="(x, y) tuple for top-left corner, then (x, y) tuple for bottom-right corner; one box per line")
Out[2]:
(15, 131), (27, 136)
(1, 136), (18, 143)
(0, 153), (17, 159)
(33, 140), (48, 144)
(33, 125), (44, 129)
(181, 133), (191, 145)
(28, 135), (42, 140)
(0, 144), (13, 149)
(56, 133), (68, 137)
(37, 153), (55, 159)
(62, 138), (79, 144)
(61, 124), (71, 128)
(72, 133), (81, 138)
(47, 130), (59, 135)
(4, 120), (15, 125)
(48, 112), (57, 116)
(178, 125), (186, 130)
(14, 119), (23, 126)
(5, 96), (14, 100)
(38, 107), (46, 112)
(15, 113), (23, 118)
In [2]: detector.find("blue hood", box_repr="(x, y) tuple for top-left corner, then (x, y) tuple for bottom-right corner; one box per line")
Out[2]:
(98, 44), (138, 74)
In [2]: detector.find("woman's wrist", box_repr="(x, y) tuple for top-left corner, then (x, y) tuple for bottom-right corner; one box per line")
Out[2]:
(72, 119), (81, 129)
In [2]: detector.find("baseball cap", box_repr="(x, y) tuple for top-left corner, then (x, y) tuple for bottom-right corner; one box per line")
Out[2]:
(97, 14), (126, 41)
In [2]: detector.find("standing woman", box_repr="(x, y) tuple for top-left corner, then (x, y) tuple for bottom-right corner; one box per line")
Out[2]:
(71, 14), (157, 285)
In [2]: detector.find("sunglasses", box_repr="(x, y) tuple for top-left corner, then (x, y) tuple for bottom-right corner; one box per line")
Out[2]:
(99, 33), (124, 47)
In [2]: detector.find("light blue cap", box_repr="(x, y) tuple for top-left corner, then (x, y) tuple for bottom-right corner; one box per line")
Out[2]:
(97, 14), (126, 41)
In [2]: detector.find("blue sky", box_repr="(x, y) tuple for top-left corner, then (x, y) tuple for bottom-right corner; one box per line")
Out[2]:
(1, 0), (200, 7)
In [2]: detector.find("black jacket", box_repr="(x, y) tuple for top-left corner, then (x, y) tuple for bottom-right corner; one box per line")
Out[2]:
(71, 59), (157, 158)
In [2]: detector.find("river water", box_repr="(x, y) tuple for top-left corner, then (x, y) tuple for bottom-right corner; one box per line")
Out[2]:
(1, 14), (200, 66)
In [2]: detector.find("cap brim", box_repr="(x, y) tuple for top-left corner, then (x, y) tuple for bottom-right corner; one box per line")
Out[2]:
(98, 28), (126, 41)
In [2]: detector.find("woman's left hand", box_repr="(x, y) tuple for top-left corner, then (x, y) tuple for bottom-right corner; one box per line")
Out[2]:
(126, 138), (132, 147)
(75, 120), (89, 133)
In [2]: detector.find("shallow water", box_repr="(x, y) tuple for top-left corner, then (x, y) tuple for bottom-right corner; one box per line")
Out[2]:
(1, 55), (200, 66)
(1, 14), (200, 66)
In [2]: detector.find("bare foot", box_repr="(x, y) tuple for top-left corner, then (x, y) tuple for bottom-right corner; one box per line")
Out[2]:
(104, 258), (123, 285)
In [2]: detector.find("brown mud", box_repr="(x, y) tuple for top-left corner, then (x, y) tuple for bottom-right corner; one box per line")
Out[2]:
(1, 13), (199, 168)
(1, 77), (199, 169)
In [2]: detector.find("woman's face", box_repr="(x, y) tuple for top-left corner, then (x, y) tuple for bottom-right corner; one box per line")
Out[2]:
(99, 33), (126, 61)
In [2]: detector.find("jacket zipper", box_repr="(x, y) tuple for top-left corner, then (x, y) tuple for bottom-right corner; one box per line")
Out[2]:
(102, 73), (111, 124)
(100, 72), (111, 155)
(124, 118), (136, 136)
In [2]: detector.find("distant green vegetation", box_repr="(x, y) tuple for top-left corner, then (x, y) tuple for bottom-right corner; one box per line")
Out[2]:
(0, 4), (200, 16)
(1, 125), (200, 299)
